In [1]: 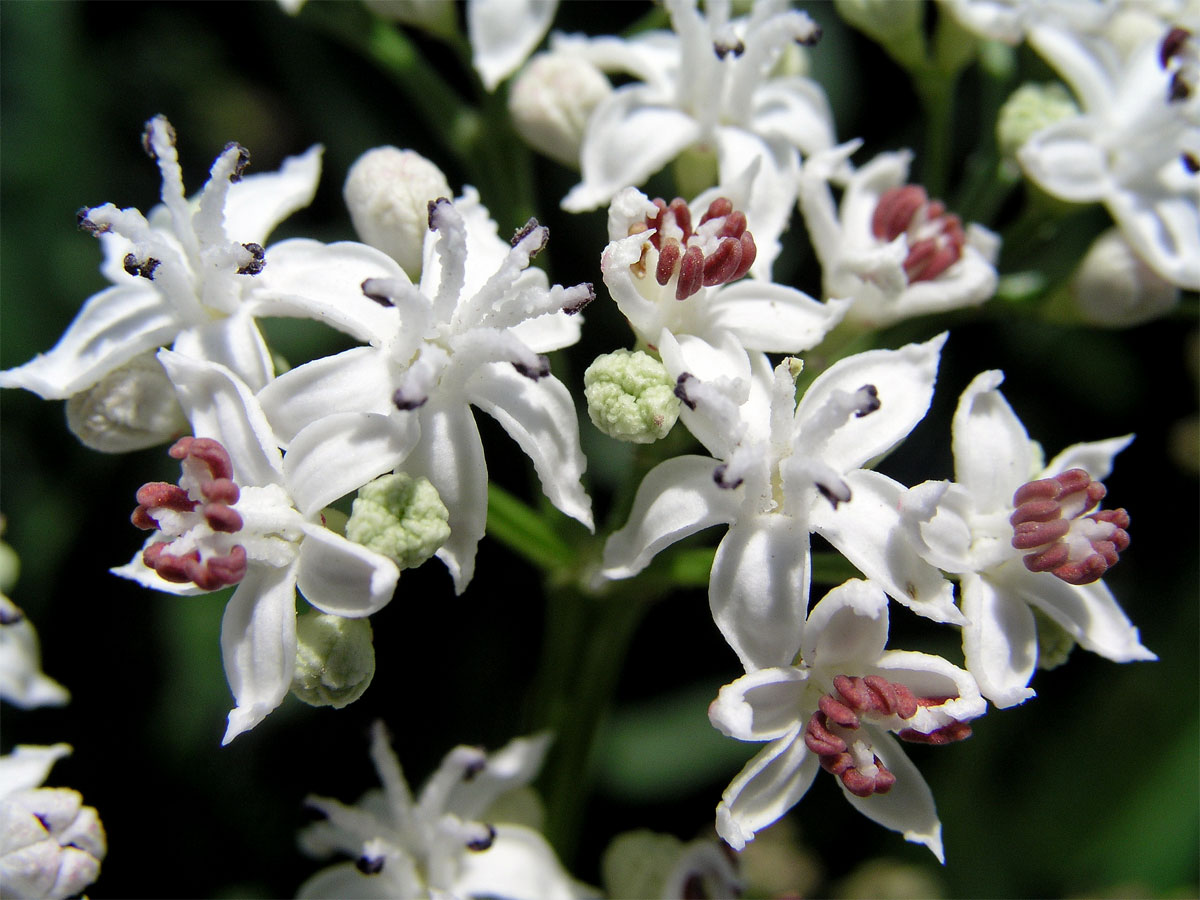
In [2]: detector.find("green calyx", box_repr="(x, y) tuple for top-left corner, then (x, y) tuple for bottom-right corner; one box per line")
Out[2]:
(345, 473), (451, 570)
(584, 350), (680, 444)
(996, 82), (1079, 159)
(291, 610), (376, 709)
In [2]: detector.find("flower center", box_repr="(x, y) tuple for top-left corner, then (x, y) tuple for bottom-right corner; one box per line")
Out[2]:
(629, 197), (757, 300)
(871, 185), (966, 283)
(131, 436), (247, 590)
(803, 674), (972, 797)
(1009, 468), (1130, 585)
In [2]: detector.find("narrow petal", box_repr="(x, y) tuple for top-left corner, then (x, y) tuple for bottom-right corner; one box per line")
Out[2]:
(1109, 190), (1200, 291)
(220, 564), (298, 744)
(223, 145), (323, 246)
(172, 312), (273, 392)
(802, 577), (890, 668)
(710, 515), (810, 671)
(0, 284), (176, 399)
(285, 412), (417, 517)
(950, 370), (1033, 511)
(466, 363), (593, 530)
(708, 667), (811, 742)
(708, 283), (849, 353)
(1042, 434), (1132, 481)
(110, 536), (208, 596)
(296, 522), (399, 617)
(0, 744), (72, 795)
(715, 127), (801, 278)
(456, 824), (595, 900)
(468, 0), (559, 91)
(441, 733), (551, 822)
(960, 571), (1037, 709)
(715, 729), (818, 851)
(601, 455), (739, 579)
(873, 650), (987, 728)
(1017, 117), (1110, 203)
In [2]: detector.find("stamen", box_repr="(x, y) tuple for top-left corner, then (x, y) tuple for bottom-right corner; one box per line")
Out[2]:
(674, 373), (698, 410)
(511, 218), (548, 257)
(714, 39), (745, 59)
(1160, 27), (1191, 68)
(355, 855), (385, 875)
(427, 196), (453, 231)
(853, 385), (880, 417)
(1160, 27), (1197, 103)
(1010, 468), (1130, 585)
(713, 463), (743, 490)
(123, 254), (161, 280)
(236, 243), (265, 276)
(223, 142), (251, 181)
(513, 355), (551, 380)
(76, 208), (110, 235)
(872, 185), (966, 283)
(466, 824), (497, 852)
(393, 389), (427, 411)
(898, 720), (973, 745)
(1184, 152), (1200, 174)
(560, 283), (595, 315)
(634, 196), (757, 299)
(361, 279), (395, 307)
(141, 116), (177, 160)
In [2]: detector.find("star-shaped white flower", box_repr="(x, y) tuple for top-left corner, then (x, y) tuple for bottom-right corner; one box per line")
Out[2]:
(298, 723), (594, 900)
(557, 0), (834, 277)
(798, 141), (1000, 327)
(603, 335), (962, 672)
(1018, 23), (1200, 289)
(112, 350), (400, 744)
(708, 579), (985, 861)
(0, 115), (323, 400)
(256, 188), (594, 593)
(899, 370), (1156, 708)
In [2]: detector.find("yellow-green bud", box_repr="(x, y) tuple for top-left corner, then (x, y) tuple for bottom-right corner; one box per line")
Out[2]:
(65, 352), (187, 453)
(996, 83), (1078, 159)
(1033, 607), (1075, 671)
(291, 610), (376, 709)
(345, 473), (450, 569)
(584, 350), (680, 444)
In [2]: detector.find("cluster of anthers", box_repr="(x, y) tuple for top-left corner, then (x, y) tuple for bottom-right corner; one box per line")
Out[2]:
(629, 197), (757, 300)
(871, 185), (966, 284)
(131, 436), (247, 590)
(804, 675), (972, 797)
(1010, 467), (1131, 585)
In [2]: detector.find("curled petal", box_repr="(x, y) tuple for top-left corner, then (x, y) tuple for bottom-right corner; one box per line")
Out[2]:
(715, 730), (819, 851)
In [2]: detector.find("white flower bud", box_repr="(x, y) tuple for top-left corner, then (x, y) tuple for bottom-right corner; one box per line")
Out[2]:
(1071, 228), (1179, 326)
(508, 52), (612, 168)
(345, 473), (450, 570)
(343, 147), (452, 279)
(64, 351), (186, 453)
(290, 610), (376, 709)
(584, 350), (680, 444)
(996, 82), (1078, 159)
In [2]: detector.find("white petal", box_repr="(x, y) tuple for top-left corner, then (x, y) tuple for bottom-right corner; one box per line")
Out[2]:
(285, 412), (417, 517)
(110, 536), (209, 596)
(601, 455), (739, 579)
(802, 577), (890, 668)
(1109, 190), (1200, 291)
(841, 729), (944, 863)
(157, 350), (285, 489)
(1018, 117), (1110, 203)
(960, 571), (1037, 709)
(796, 333), (946, 472)
(715, 729), (818, 851)
(750, 78), (836, 157)
(296, 521), (399, 617)
(220, 564), (298, 744)
(1042, 434), (1132, 481)
(297, 861), (421, 900)
(708, 283), (849, 353)
(469, 0), (558, 91)
(710, 516), (811, 671)
(951, 370), (1033, 511)
(715, 128), (800, 279)
(0, 745), (71, 796)
(873, 650), (987, 728)
(508, 309), (583, 355)
(708, 667), (811, 742)
(456, 824), (595, 900)
(811, 471), (965, 626)
(223, 145), (323, 246)
(442, 733), (551, 822)
(466, 363), (593, 530)
(172, 312), (273, 391)
(0, 284), (176, 399)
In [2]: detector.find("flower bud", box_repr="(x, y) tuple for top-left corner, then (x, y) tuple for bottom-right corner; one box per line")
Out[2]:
(508, 52), (612, 168)
(343, 147), (452, 279)
(64, 352), (187, 453)
(1032, 607), (1074, 671)
(1071, 228), (1178, 326)
(584, 350), (680, 444)
(345, 473), (450, 570)
(290, 610), (376, 709)
(996, 82), (1078, 159)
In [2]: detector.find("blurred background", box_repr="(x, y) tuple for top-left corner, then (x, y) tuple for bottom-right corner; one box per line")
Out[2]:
(1, 2), (1196, 897)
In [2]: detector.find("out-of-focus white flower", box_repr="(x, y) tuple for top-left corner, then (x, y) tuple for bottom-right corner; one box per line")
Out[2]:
(0, 596), (69, 711)
(469, 0), (560, 92)
(298, 723), (595, 899)
(112, 351), (400, 744)
(798, 142), (1000, 327)
(0, 744), (106, 900)
(709, 579), (985, 861)
(1071, 227), (1180, 325)
(257, 189), (594, 592)
(900, 370), (1155, 708)
(0, 115), (323, 400)
(558, 0), (834, 278)
(601, 830), (741, 899)
(939, 0), (1113, 45)
(509, 52), (613, 168)
(603, 336), (961, 672)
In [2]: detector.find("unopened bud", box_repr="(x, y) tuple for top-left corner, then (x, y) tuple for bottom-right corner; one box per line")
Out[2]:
(996, 82), (1078, 158)
(65, 352), (187, 453)
(508, 52), (612, 168)
(1071, 228), (1178, 326)
(291, 610), (376, 709)
(1032, 607), (1074, 670)
(584, 350), (680, 444)
(344, 147), (452, 279)
(345, 473), (450, 570)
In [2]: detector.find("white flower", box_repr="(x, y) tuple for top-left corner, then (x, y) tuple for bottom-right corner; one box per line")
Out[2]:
(469, 0), (560, 92)
(112, 350), (400, 744)
(298, 723), (594, 900)
(558, 0), (834, 277)
(0, 744), (106, 900)
(900, 370), (1156, 708)
(256, 189), (594, 593)
(798, 142), (1000, 327)
(0, 115), (323, 399)
(708, 579), (985, 861)
(0, 597), (69, 710)
(940, 0), (1113, 45)
(1017, 24), (1200, 289)
(603, 336), (962, 672)
(601, 184), (848, 387)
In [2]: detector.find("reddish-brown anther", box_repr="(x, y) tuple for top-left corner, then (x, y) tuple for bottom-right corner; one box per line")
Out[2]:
(899, 720), (974, 745)
(872, 184), (967, 283)
(632, 195), (758, 300)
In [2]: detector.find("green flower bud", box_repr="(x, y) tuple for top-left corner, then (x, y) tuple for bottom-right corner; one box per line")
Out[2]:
(65, 351), (187, 453)
(1033, 606), (1075, 671)
(584, 350), (680, 444)
(996, 83), (1079, 159)
(291, 610), (376, 709)
(345, 473), (450, 569)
